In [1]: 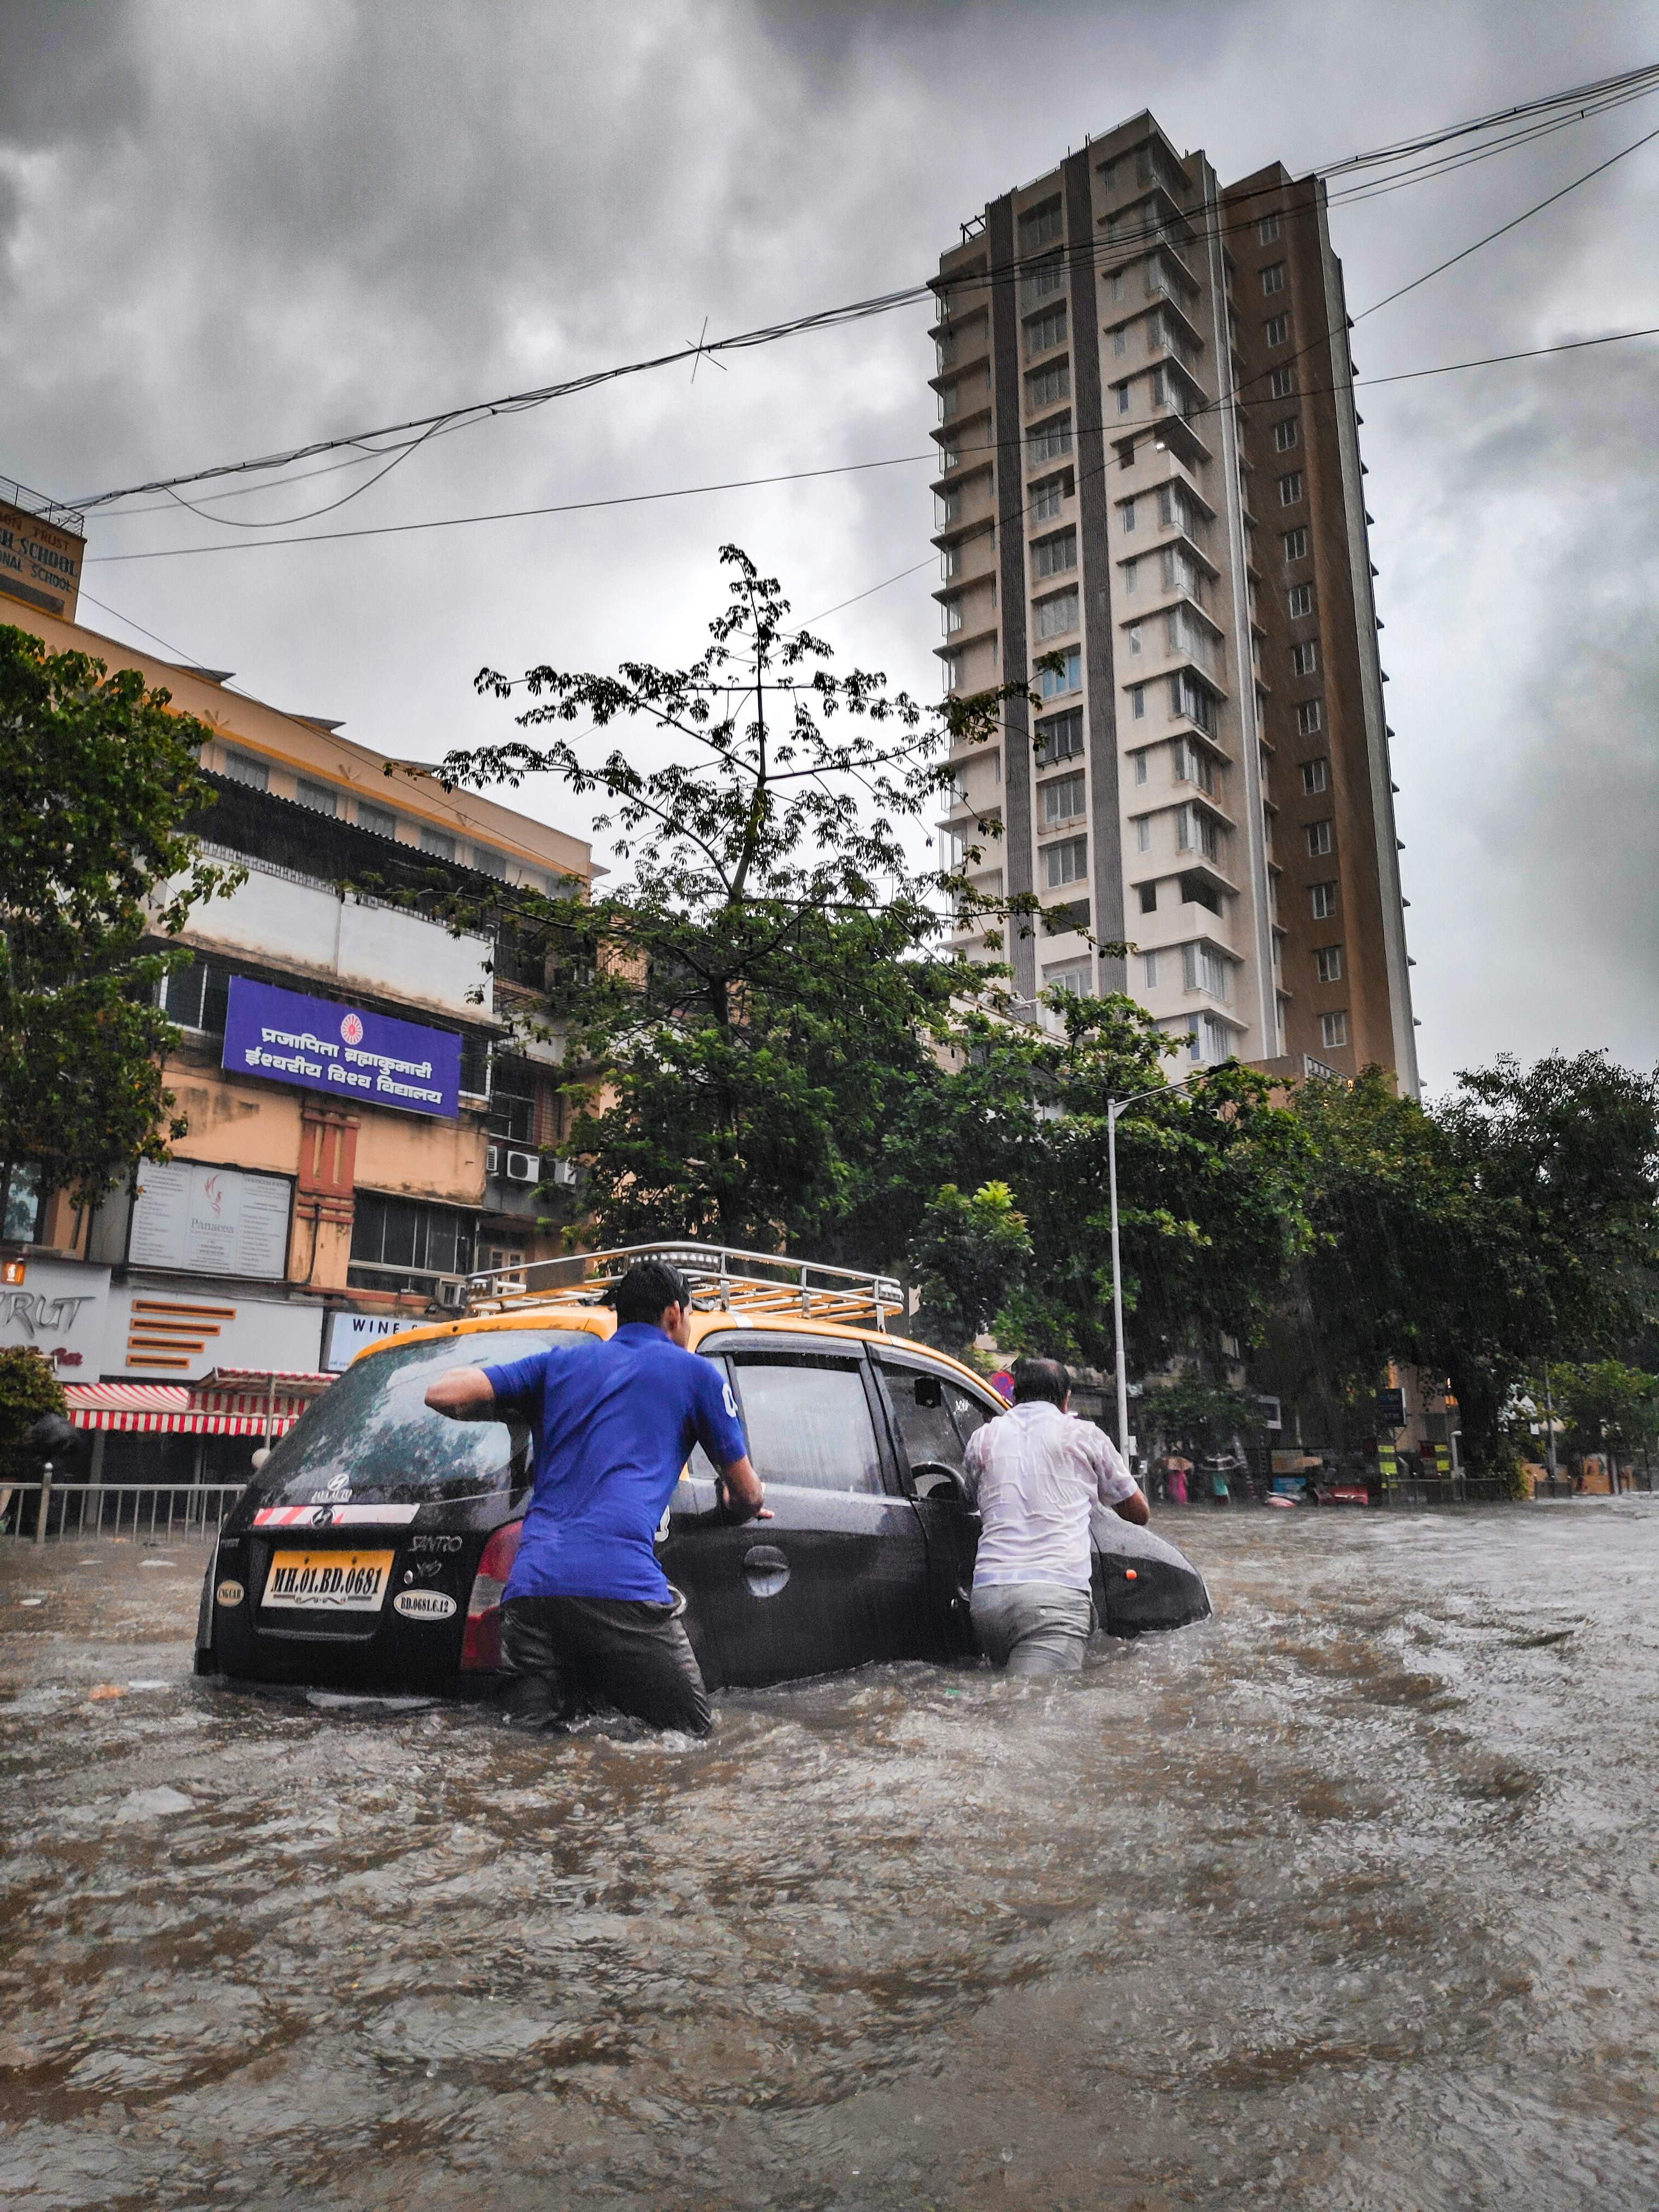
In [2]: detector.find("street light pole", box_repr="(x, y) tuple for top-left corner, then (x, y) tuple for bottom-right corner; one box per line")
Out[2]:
(1106, 1064), (1209, 1464)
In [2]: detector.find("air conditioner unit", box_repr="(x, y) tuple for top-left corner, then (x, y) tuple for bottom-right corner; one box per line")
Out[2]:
(505, 1150), (540, 1185)
(485, 1143), (500, 1177)
(549, 1158), (578, 1188)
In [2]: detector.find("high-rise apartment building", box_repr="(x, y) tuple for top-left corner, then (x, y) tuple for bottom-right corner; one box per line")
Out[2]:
(931, 112), (1417, 1091)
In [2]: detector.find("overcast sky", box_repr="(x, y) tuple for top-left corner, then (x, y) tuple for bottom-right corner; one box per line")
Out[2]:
(3, 0), (1656, 1093)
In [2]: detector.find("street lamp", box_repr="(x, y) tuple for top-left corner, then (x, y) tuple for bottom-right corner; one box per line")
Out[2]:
(1107, 1064), (1211, 1463)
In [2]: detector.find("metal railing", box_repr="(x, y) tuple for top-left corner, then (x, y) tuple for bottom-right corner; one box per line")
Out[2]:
(0, 1481), (246, 1546)
(441, 1241), (904, 1329)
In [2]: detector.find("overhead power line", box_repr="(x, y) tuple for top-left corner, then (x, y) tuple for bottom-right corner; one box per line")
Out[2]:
(64, 60), (1659, 516)
(83, 323), (1659, 568)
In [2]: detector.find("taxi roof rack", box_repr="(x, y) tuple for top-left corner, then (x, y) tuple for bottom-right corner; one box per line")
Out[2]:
(436, 1242), (905, 1330)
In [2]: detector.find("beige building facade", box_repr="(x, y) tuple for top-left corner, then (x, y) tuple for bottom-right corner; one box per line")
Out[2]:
(932, 115), (1417, 1090)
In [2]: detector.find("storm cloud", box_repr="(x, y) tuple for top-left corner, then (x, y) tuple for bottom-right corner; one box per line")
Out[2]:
(2, 0), (1655, 1087)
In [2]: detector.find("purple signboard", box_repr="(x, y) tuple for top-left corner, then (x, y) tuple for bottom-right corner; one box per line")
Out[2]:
(222, 977), (461, 1119)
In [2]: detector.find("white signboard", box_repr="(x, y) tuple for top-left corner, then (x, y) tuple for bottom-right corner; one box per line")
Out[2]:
(324, 1310), (430, 1372)
(128, 1161), (292, 1281)
(0, 1258), (112, 1375)
(111, 1286), (324, 1381)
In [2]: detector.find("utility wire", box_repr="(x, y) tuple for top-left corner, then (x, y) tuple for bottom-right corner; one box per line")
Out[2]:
(64, 61), (1659, 515)
(83, 323), (1659, 568)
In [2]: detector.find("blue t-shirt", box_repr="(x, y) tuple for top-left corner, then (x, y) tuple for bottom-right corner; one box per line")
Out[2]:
(483, 1324), (747, 1604)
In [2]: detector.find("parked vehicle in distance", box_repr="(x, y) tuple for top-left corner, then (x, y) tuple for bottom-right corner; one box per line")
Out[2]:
(197, 1247), (1212, 1694)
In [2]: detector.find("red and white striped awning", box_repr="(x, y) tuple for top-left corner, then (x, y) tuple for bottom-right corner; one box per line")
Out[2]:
(63, 1380), (326, 1437)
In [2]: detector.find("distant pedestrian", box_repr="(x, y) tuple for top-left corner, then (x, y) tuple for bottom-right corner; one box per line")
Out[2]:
(962, 1356), (1149, 1678)
(425, 1259), (765, 1735)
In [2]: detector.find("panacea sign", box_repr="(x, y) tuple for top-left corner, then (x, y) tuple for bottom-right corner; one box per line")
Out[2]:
(222, 977), (462, 1119)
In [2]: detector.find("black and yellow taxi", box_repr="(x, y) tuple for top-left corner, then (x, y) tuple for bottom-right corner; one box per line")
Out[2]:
(197, 1247), (1211, 1692)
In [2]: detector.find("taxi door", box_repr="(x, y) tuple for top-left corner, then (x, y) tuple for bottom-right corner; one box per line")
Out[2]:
(872, 1351), (998, 1656)
(661, 1338), (934, 1687)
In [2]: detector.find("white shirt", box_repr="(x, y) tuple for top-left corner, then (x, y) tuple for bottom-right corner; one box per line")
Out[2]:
(962, 1400), (1139, 1590)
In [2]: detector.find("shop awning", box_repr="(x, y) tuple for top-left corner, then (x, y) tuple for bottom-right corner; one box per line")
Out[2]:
(64, 1373), (331, 1437)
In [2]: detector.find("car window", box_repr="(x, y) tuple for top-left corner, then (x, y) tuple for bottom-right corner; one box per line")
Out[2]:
(944, 1383), (994, 1452)
(257, 1329), (579, 1504)
(877, 1361), (969, 1473)
(730, 1357), (883, 1494)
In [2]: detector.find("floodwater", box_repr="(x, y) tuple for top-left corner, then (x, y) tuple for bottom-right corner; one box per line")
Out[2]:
(2, 1506), (1657, 2211)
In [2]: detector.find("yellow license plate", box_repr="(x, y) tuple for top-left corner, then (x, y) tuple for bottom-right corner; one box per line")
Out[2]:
(262, 1548), (394, 1612)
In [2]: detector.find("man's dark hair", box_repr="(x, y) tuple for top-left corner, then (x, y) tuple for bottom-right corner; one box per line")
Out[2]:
(613, 1259), (692, 1327)
(1011, 1356), (1070, 1408)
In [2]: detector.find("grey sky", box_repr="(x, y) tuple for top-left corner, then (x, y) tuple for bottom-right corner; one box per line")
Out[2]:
(3, 0), (1656, 1091)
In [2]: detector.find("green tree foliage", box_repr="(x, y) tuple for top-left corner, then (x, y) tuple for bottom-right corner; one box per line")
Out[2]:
(1137, 1372), (1263, 1458)
(1286, 1054), (1659, 1468)
(0, 626), (238, 1210)
(1548, 1359), (1659, 1475)
(0, 1345), (67, 1481)
(906, 1181), (1032, 1356)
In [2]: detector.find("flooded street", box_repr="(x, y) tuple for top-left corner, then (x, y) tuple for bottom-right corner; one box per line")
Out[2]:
(3, 1505), (1657, 2211)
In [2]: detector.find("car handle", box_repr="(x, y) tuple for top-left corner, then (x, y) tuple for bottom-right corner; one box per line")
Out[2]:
(741, 1543), (789, 1599)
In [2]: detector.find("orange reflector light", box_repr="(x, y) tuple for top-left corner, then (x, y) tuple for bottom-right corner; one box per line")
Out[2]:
(1125, 1568), (1138, 1581)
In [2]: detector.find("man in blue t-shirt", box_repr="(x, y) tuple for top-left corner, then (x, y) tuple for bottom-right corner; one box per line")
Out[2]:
(425, 1259), (764, 1735)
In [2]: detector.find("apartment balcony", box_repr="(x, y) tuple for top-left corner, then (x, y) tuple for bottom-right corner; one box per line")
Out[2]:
(175, 845), (494, 1023)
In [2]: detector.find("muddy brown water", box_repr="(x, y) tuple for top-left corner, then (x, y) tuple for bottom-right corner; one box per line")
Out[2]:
(2, 1505), (1656, 2211)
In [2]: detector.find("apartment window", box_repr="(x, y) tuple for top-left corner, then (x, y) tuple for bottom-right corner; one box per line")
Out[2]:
(1109, 268), (1124, 302)
(1020, 199), (1063, 251)
(941, 602), (964, 637)
(160, 954), (233, 1035)
(1113, 325), (1128, 358)
(1296, 699), (1323, 735)
(1300, 758), (1328, 795)
(1306, 820), (1334, 857)
(1129, 684), (1146, 720)
(1142, 950), (1159, 988)
(472, 845), (507, 881)
(1282, 526), (1308, 562)
(1135, 815), (1152, 853)
(1139, 882), (1158, 915)
(1278, 472), (1304, 507)
(1030, 473), (1070, 521)
(1176, 804), (1220, 861)
(1269, 366), (1295, 399)
(1034, 588), (1079, 640)
(1288, 581), (1313, 617)
(940, 652), (961, 697)
(1169, 670), (1216, 735)
(1169, 1011), (1234, 1065)
(1121, 497), (1137, 533)
(1257, 213), (1281, 244)
(1043, 835), (1088, 889)
(1314, 945), (1344, 983)
(1133, 751), (1149, 784)
(1026, 360), (1070, 411)
(1290, 640), (1318, 676)
(357, 798), (397, 839)
(1183, 941), (1231, 998)
(1027, 413), (1073, 465)
(1045, 961), (1092, 1008)
(419, 826), (457, 861)
(221, 748), (268, 791)
(1116, 382), (1132, 416)
(1127, 622), (1143, 657)
(487, 1059), (539, 1147)
(1040, 770), (1086, 826)
(1265, 313), (1290, 347)
(1272, 417), (1299, 453)
(1034, 707), (1084, 765)
(1117, 437), (1136, 467)
(294, 777), (338, 816)
(1023, 256), (1065, 306)
(2, 1163), (41, 1245)
(1031, 528), (1076, 579)
(1160, 543), (1202, 599)
(1319, 1009), (1348, 1049)
(349, 1193), (477, 1292)
(1025, 303), (1068, 357)
(1122, 556), (1138, 593)
(1262, 263), (1286, 296)
(1310, 880), (1338, 920)
(1172, 737), (1214, 794)
(1038, 648), (1082, 700)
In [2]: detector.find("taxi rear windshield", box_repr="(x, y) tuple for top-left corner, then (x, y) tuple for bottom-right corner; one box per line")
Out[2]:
(257, 1329), (585, 1504)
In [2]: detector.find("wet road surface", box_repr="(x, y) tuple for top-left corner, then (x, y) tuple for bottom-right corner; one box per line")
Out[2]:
(2, 1504), (1657, 2210)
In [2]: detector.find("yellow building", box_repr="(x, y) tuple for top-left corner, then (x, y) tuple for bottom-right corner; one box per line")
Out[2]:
(0, 486), (592, 1475)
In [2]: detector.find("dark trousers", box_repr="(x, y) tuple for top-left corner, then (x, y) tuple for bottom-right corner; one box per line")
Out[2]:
(500, 1593), (712, 1737)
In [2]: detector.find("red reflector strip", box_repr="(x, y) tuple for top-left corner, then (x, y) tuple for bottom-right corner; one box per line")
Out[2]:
(253, 1504), (421, 1526)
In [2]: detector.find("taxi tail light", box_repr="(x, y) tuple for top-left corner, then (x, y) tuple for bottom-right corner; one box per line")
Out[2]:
(460, 1521), (522, 1672)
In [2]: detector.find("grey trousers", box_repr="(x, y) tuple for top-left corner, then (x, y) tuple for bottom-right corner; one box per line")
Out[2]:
(971, 1581), (1094, 1676)
(500, 1594), (712, 1736)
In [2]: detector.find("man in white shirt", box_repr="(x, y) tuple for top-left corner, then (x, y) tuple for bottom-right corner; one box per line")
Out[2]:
(962, 1356), (1149, 1676)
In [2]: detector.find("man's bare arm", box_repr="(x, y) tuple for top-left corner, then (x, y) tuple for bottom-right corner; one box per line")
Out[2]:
(717, 1455), (770, 1523)
(1112, 1487), (1150, 1527)
(425, 1367), (497, 1419)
